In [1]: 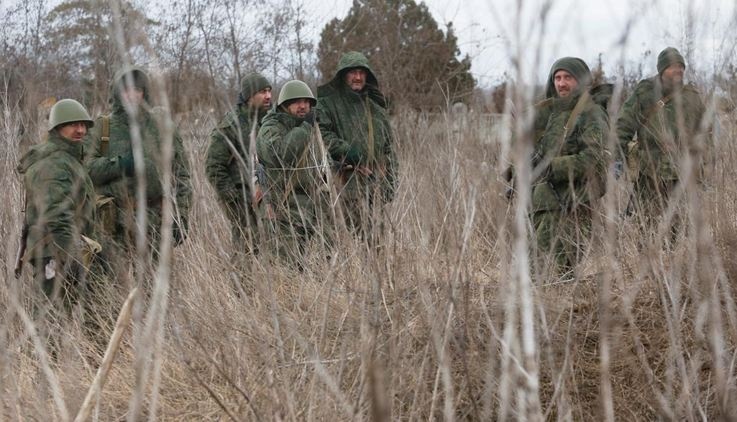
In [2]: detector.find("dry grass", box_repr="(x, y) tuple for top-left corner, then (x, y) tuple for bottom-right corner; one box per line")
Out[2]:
(2, 94), (737, 421)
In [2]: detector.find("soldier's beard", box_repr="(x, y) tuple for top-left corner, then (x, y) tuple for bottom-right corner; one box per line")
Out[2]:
(662, 76), (684, 93)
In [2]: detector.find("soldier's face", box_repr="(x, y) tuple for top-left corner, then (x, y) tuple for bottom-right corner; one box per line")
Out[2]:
(286, 98), (311, 118)
(661, 63), (685, 88)
(250, 87), (272, 111)
(120, 87), (144, 107)
(554, 70), (579, 98)
(57, 121), (88, 142)
(344, 68), (367, 92)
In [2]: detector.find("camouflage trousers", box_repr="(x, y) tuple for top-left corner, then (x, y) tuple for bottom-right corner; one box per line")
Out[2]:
(532, 206), (592, 275)
(264, 194), (333, 268)
(631, 176), (683, 242)
(337, 172), (389, 245)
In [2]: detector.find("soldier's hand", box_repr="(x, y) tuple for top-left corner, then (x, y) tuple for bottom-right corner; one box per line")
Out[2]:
(44, 259), (57, 280)
(356, 165), (373, 177)
(303, 112), (316, 126)
(253, 186), (265, 205)
(119, 155), (135, 176)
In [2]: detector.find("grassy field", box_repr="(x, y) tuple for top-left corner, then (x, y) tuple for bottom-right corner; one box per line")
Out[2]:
(1, 101), (736, 420)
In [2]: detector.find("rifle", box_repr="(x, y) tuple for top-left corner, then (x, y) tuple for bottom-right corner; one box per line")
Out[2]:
(14, 222), (29, 279)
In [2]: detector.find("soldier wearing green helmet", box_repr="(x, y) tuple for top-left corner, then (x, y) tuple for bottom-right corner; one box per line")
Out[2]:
(257, 80), (335, 265)
(316, 51), (398, 243)
(84, 66), (192, 270)
(205, 72), (272, 258)
(17, 98), (98, 305)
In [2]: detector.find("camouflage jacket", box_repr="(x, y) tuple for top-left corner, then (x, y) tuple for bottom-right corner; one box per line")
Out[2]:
(316, 52), (397, 200)
(84, 67), (192, 244)
(256, 110), (332, 223)
(205, 105), (266, 214)
(531, 92), (609, 212)
(616, 76), (709, 181)
(18, 131), (96, 261)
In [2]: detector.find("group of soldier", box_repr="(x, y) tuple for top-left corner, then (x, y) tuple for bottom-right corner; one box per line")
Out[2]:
(16, 51), (397, 307)
(520, 47), (710, 274)
(16, 45), (710, 309)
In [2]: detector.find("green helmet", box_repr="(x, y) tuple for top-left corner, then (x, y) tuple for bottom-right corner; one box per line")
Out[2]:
(48, 99), (94, 131)
(277, 80), (316, 107)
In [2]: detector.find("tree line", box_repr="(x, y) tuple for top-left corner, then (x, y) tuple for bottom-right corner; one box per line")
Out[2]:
(1, 0), (476, 136)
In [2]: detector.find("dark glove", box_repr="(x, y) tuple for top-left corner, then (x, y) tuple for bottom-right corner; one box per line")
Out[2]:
(119, 155), (135, 176)
(303, 111), (315, 126)
(344, 146), (362, 165)
(173, 219), (188, 246)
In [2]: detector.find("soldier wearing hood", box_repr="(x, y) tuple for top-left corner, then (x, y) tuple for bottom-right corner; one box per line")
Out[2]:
(205, 73), (272, 257)
(531, 57), (609, 275)
(18, 99), (97, 304)
(316, 52), (398, 241)
(617, 47), (710, 220)
(84, 66), (192, 266)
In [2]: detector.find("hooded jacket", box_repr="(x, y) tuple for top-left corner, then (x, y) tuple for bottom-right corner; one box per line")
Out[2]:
(84, 66), (192, 247)
(316, 52), (397, 201)
(18, 131), (96, 262)
(531, 57), (609, 212)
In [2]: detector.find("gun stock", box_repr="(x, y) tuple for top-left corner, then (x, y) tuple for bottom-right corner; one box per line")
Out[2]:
(14, 223), (29, 278)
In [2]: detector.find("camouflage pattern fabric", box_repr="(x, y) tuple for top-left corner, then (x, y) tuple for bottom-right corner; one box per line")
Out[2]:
(530, 57), (609, 273)
(18, 130), (96, 299)
(316, 52), (398, 237)
(205, 105), (266, 255)
(84, 66), (192, 262)
(616, 75), (709, 217)
(256, 109), (333, 264)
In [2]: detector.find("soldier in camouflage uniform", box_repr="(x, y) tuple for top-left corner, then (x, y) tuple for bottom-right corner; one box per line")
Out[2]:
(316, 52), (398, 241)
(257, 80), (334, 265)
(617, 47), (710, 220)
(205, 73), (272, 256)
(18, 99), (97, 305)
(84, 66), (192, 267)
(531, 57), (609, 274)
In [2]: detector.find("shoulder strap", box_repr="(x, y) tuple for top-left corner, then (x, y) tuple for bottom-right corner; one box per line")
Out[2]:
(641, 94), (673, 127)
(100, 115), (110, 156)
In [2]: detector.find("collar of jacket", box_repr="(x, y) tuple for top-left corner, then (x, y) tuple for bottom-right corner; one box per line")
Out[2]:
(48, 131), (85, 161)
(271, 109), (306, 127)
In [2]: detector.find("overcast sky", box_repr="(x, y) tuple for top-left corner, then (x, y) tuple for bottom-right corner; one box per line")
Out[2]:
(309, 0), (737, 87)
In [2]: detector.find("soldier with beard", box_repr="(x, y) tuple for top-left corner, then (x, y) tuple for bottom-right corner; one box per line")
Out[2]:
(257, 80), (334, 265)
(617, 47), (710, 220)
(206, 73), (272, 257)
(530, 57), (609, 275)
(316, 52), (398, 243)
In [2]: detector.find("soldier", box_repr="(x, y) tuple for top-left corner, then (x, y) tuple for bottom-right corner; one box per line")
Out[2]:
(17, 99), (97, 305)
(205, 73), (272, 256)
(257, 80), (334, 265)
(617, 47), (710, 221)
(84, 66), (192, 268)
(316, 51), (398, 242)
(530, 57), (609, 274)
